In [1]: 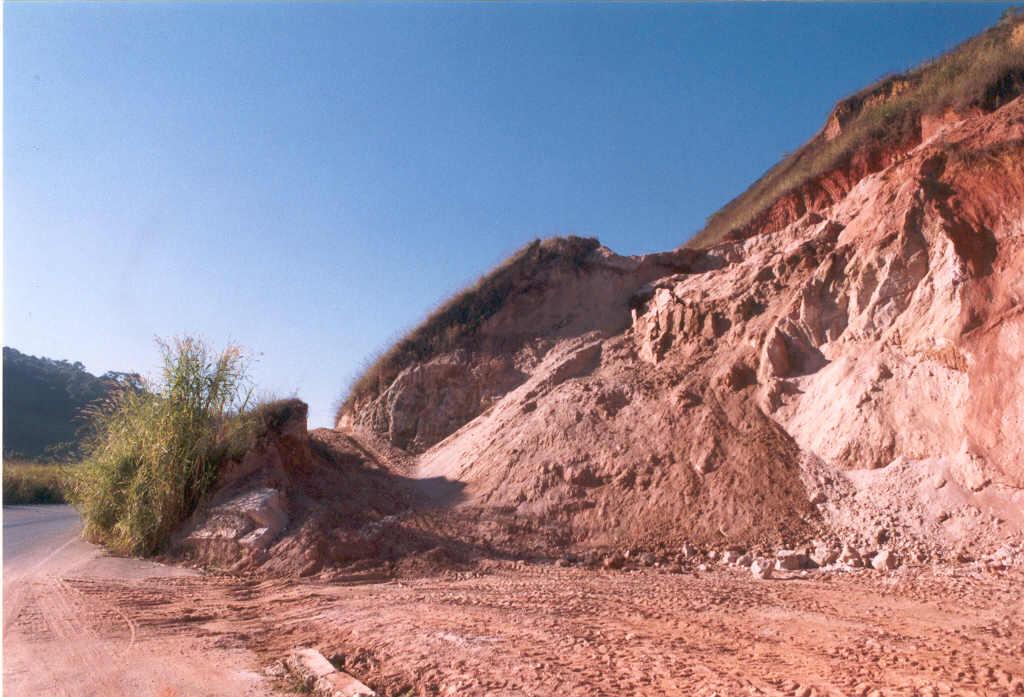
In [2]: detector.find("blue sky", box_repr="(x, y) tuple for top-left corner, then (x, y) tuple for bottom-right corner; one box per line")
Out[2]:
(4, 3), (1010, 427)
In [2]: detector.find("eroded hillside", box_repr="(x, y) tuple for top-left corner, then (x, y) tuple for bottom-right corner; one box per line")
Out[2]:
(324, 13), (1024, 565)
(176, 13), (1024, 577)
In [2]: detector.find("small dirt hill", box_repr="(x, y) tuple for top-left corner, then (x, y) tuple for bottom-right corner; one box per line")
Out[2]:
(338, 237), (700, 453)
(181, 14), (1024, 576)
(170, 400), (575, 576)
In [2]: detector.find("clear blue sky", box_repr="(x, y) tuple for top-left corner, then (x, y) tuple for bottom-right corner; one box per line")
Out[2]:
(4, 2), (1010, 427)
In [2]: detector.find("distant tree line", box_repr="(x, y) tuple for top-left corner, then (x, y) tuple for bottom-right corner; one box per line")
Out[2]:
(2, 346), (141, 460)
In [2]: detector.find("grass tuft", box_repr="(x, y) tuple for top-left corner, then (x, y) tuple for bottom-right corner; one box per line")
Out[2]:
(3, 459), (73, 504)
(690, 8), (1024, 248)
(70, 337), (261, 556)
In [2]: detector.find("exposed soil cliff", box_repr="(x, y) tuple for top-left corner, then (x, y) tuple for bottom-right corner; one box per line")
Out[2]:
(692, 9), (1024, 248)
(329, 75), (1024, 565)
(179, 17), (1024, 576)
(623, 99), (1024, 557)
(338, 240), (703, 453)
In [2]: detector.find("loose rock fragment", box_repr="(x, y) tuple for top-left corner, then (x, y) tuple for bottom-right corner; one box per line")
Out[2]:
(839, 545), (863, 568)
(775, 550), (811, 571)
(285, 648), (376, 697)
(811, 545), (839, 567)
(603, 553), (625, 570)
(871, 550), (898, 571)
(751, 559), (773, 580)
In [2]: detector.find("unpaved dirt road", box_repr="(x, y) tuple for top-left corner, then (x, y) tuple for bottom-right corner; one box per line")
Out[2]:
(236, 562), (1024, 696)
(4, 507), (1024, 696)
(2, 505), (278, 697)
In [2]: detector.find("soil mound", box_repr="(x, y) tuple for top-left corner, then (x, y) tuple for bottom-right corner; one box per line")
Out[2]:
(170, 400), (421, 576)
(334, 80), (1024, 563)
(170, 401), (572, 576)
(180, 18), (1024, 575)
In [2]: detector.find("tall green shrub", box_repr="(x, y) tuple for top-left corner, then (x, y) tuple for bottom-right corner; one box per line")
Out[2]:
(71, 337), (255, 555)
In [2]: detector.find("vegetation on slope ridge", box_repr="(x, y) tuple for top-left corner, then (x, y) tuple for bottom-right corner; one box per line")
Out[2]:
(689, 8), (1024, 249)
(335, 13), (1024, 424)
(337, 235), (601, 419)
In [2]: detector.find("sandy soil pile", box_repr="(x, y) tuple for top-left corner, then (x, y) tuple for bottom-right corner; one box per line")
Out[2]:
(177, 43), (1024, 578)
(329, 95), (1024, 566)
(169, 401), (581, 576)
(169, 400), (418, 576)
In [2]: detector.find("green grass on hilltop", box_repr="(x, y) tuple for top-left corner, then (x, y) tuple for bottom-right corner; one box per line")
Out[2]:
(690, 8), (1024, 249)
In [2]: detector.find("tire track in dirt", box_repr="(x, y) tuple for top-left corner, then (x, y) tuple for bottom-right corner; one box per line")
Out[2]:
(7, 510), (1024, 696)
(3, 507), (281, 697)
(220, 563), (1024, 696)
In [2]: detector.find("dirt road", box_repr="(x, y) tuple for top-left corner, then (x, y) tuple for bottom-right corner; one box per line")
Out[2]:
(4, 507), (1024, 696)
(2, 505), (278, 697)
(65, 558), (1017, 696)
(232, 562), (1024, 696)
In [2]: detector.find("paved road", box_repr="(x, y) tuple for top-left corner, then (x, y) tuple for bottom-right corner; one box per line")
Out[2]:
(3, 504), (82, 563)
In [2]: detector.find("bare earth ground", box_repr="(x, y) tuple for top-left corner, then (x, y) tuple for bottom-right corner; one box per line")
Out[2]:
(246, 564), (1024, 696)
(6, 508), (1024, 696)
(2, 505), (277, 697)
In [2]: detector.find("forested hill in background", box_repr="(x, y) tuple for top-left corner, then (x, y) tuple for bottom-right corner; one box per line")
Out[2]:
(2, 347), (140, 459)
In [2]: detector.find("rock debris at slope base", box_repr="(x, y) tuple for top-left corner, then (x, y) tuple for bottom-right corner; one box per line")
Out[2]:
(871, 550), (899, 571)
(775, 550), (812, 571)
(750, 559), (773, 580)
